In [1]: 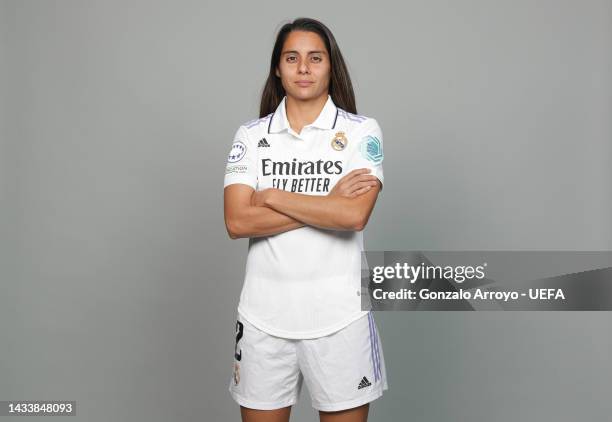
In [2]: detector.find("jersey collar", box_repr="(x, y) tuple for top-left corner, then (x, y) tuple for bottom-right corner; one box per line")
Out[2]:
(268, 94), (339, 134)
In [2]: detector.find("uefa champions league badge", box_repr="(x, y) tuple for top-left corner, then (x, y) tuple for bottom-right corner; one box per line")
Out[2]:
(233, 362), (240, 385)
(331, 131), (348, 151)
(227, 141), (247, 163)
(360, 135), (383, 163)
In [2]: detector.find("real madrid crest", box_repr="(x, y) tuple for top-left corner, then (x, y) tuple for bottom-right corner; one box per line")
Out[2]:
(331, 131), (348, 151)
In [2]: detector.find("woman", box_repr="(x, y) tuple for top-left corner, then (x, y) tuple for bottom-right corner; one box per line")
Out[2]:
(223, 17), (388, 422)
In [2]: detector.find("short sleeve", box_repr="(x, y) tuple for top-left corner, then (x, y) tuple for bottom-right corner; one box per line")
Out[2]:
(345, 118), (384, 191)
(223, 125), (258, 190)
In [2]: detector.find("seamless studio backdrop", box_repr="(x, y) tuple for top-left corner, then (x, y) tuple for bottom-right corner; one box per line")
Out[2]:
(1, 1), (611, 422)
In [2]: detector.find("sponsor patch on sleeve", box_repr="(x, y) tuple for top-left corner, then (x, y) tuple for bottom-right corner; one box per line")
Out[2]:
(360, 135), (383, 164)
(227, 141), (247, 163)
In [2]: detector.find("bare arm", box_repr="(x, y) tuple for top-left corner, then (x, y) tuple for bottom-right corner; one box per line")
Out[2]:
(257, 180), (381, 231)
(224, 184), (305, 239)
(224, 169), (380, 239)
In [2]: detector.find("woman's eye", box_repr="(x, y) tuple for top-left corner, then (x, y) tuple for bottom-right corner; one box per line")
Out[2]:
(311, 56), (322, 62)
(287, 56), (297, 62)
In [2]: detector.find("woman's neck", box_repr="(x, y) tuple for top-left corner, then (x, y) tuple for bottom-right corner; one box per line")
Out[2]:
(285, 93), (328, 135)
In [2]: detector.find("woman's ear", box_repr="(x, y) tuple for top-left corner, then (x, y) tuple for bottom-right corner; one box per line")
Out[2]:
(275, 67), (280, 78)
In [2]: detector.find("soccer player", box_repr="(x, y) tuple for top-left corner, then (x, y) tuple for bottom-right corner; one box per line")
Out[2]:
(224, 17), (388, 422)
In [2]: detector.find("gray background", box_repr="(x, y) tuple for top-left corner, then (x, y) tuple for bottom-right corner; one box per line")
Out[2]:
(1, 0), (611, 421)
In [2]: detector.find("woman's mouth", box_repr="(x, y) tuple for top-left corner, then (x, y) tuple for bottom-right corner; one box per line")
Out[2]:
(295, 81), (314, 87)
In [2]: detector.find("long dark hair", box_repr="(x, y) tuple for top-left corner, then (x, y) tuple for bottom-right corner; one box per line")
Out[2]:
(259, 18), (357, 117)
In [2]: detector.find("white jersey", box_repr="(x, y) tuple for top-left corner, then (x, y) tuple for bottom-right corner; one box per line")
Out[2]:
(224, 95), (384, 339)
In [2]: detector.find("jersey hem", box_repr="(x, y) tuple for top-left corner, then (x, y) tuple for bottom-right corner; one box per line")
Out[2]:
(237, 307), (370, 339)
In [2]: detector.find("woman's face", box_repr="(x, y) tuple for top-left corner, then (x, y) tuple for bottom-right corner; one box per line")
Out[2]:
(275, 30), (331, 102)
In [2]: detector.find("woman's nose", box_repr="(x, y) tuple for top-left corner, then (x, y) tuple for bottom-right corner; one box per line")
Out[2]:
(298, 60), (310, 73)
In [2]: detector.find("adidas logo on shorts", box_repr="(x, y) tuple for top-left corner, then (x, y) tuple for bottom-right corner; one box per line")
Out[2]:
(357, 376), (372, 390)
(257, 138), (270, 148)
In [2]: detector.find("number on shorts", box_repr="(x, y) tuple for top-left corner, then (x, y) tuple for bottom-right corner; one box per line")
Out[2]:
(234, 320), (243, 361)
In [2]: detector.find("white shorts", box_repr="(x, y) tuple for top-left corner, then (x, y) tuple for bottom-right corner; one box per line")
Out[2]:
(228, 310), (388, 412)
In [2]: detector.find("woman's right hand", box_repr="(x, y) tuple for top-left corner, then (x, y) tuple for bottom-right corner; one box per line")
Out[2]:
(328, 168), (380, 198)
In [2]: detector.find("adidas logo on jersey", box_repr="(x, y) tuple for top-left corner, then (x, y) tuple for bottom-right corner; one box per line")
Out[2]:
(357, 376), (372, 389)
(257, 138), (270, 148)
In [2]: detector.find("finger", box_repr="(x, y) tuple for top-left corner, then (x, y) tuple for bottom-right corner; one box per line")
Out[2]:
(337, 171), (373, 191)
(351, 185), (372, 197)
(345, 180), (379, 194)
(344, 184), (373, 198)
(348, 175), (379, 185)
(339, 168), (371, 184)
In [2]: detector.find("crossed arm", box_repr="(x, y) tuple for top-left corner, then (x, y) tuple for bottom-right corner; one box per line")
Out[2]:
(224, 169), (381, 239)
